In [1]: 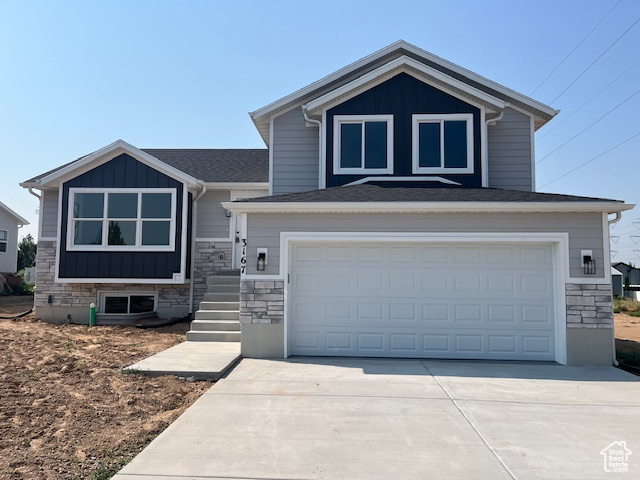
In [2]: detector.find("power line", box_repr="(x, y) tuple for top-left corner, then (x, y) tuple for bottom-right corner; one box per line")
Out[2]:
(537, 57), (640, 142)
(536, 87), (640, 164)
(530, 0), (622, 96)
(549, 15), (640, 104)
(539, 131), (640, 188)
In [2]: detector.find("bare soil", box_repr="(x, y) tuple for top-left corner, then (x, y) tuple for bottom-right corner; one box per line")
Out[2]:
(615, 313), (640, 367)
(0, 295), (210, 479)
(1, 296), (639, 478)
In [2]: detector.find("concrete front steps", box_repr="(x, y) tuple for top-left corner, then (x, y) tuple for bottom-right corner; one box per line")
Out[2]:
(186, 271), (241, 342)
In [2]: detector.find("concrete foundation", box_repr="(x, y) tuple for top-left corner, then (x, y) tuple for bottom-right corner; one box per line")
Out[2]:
(35, 305), (190, 324)
(241, 323), (284, 358)
(566, 326), (614, 365)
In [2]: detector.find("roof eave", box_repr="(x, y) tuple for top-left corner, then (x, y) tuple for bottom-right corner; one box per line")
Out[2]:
(223, 201), (634, 215)
(303, 56), (507, 115)
(33, 140), (200, 188)
(250, 40), (558, 124)
(0, 201), (29, 225)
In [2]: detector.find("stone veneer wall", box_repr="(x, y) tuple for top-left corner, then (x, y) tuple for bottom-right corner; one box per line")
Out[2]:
(565, 284), (613, 329)
(239, 280), (285, 324)
(34, 240), (234, 321)
(192, 241), (233, 306)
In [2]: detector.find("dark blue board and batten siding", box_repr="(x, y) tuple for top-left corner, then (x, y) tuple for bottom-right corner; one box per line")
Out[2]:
(326, 73), (482, 187)
(59, 154), (190, 280)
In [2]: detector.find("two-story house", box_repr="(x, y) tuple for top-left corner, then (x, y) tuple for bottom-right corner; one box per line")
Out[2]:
(22, 41), (633, 365)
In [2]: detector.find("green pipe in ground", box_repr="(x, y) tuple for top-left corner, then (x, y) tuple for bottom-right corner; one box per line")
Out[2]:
(89, 303), (96, 327)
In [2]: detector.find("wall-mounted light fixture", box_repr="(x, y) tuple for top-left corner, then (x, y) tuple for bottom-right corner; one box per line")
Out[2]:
(224, 209), (232, 218)
(257, 248), (267, 271)
(582, 250), (595, 275)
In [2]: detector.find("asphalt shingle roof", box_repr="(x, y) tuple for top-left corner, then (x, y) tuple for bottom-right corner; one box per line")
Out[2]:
(235, 183), (621, 203)
(23, 149), (269, 184)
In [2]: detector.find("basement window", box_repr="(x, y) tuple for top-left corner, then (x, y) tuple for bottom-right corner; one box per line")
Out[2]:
(100, 292), (157, 315)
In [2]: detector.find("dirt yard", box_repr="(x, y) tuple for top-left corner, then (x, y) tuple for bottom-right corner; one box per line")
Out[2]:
(0, 295), (211, 480)
(1, 295), (639, 479)
(615, 313), (640, 367)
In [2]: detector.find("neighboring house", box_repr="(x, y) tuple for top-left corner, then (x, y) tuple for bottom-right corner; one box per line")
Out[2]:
(611, 267), (624, 297)
(612, 262), (640, 299)
(22, 41), (633, 365)
(613, 262), (640, 286)
(0, 201), (29, 274)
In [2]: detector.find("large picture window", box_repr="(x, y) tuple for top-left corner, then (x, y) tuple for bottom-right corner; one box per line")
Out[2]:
(69, 189), (176, 251)
(412, 114), (474, 174)
(333, 115), (393, 175)
(0, 230), (7, 253)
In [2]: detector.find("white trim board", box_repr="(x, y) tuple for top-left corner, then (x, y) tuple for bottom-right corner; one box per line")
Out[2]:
(344, 176), (461, 186)
(25, 140), (199, 188)
(304, 56), (506, 115)
(0, 200), (29, 225)
(204, 182), (269, 190)
(195, 237), (233, 243)
(250, 40), (557, 127)
(55, 277), (190, 284)
(223, 201), (634, 215)
(278, 231), (568, 365)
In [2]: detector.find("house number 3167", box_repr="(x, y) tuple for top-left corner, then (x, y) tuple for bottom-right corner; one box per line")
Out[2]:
(240, 239), (247, 273)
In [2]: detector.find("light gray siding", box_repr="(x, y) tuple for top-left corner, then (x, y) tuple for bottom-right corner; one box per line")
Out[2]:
(272, 107), (319, 194)
(196, 190), (231, 239)
(487, 107), (533, 191)
(41, 189), (58, 238)
(246, 212), (604, 278)
(0, 209), (20, 273)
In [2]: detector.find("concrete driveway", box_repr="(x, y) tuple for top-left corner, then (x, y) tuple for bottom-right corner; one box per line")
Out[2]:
(114, 358), (640, 479)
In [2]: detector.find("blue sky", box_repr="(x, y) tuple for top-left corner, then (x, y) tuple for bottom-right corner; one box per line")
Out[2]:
(1, 0), (639, 263)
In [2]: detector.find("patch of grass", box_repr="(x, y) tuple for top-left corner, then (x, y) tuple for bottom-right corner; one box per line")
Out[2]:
(92, 457), (129, 480)
(91, 432), (162, 479)
(121, 368), (143, 375)
(614, 296), (640, 315)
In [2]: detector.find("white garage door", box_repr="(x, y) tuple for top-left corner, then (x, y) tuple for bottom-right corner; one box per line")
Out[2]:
(289, 242), (557, 361)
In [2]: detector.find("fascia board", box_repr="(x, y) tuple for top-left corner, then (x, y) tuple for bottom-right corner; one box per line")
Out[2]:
(250, 40), (557, 124)
(0, 201), (29, 225)
(304, 56), (506, 113)
(222, 201), (635, 215)
(37, 140), (199, 187)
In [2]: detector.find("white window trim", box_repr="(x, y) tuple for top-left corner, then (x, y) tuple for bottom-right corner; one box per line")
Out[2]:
(97, 290), (158, 315)
(0, 229), (7, 254)
(333, 114), (394, 175)
(67, 188), (177, 252)
(412, 113), (474, 174)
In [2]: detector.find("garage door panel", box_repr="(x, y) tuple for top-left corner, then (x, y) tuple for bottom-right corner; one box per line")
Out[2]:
(520, 246), (551, 264)
(289, 242), (556, 361)
(421, 246), (449, 262)
(389, 246), (416, 262)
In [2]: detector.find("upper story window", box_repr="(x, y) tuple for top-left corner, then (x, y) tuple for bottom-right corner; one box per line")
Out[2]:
(0, 230), (7, 253)
(412, 113), (473, 174)
(68, 188), (176, 251)
(333, 115), (394, 175)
